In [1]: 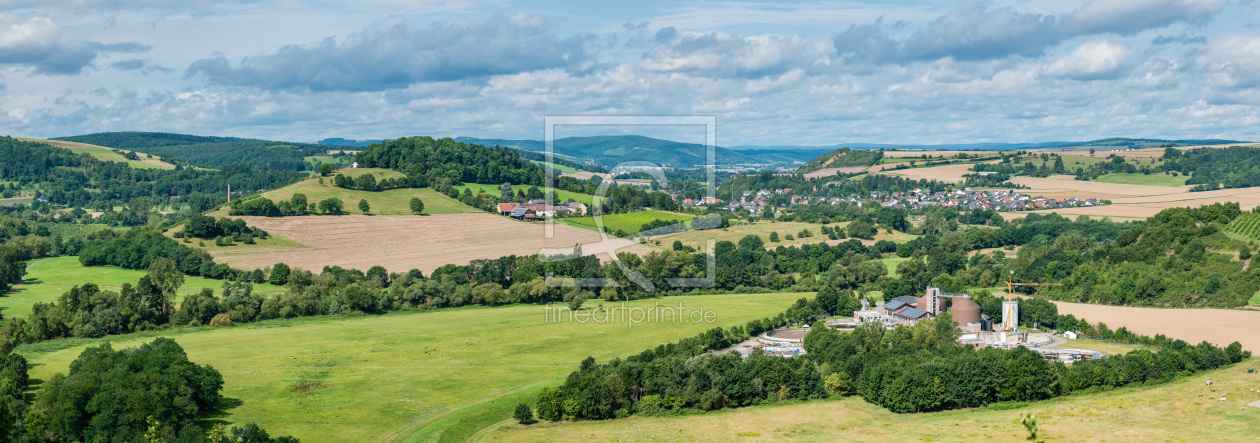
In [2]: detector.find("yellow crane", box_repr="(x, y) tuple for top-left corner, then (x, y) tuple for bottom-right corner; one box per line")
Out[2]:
(999, 273), (1061, 331)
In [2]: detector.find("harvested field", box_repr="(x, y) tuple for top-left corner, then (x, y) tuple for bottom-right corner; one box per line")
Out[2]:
(560, 171), (608, 181)
(212, 213), (655, 274)
(879, 163), (980, 182)
(802, 166), (868, 179)
(881, 150), (998, 158)
(1004, 186), (1260, 220)
(1050, 300), (1260, 353)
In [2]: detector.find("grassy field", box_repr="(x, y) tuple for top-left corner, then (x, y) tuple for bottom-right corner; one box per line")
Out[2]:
(1093, 173), (1187, 187)
(6, 256), (287, 319)
(0, 197), (33, 207)
(879, 257), (908, 277)
(662, 221), (845, 251)
(491, 363), (1260, 442)
(455, 183), (595, 206)
(16, 137), (176, 169)
(564, 210), (695, 235)
(529, 160), (580, 174)
(16, 292), (805, 442)
(208, 168), (479, 217)
(1250, 289), (1260, 306)
(176, 232), (308, 254)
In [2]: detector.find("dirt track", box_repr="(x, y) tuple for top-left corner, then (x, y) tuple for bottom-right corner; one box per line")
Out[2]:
(214, 214), (655, 274)
(1051, 301), (1260, 353)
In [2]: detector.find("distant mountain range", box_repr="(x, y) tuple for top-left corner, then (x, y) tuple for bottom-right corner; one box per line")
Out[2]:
(453, 135), (1249, 169)
(454, 135), (829, 168)
(318, 138), (383, 147)
(731, 137), (1248, 151)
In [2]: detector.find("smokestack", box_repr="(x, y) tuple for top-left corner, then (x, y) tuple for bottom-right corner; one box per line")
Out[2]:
(227, 184), (232, 202)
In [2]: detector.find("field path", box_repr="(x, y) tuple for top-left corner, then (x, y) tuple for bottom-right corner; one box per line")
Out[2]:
(1050, 301), (1260, 353)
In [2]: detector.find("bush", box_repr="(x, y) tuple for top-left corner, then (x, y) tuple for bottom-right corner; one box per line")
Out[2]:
(209, 313), (233, 326)
(514, 403), (535, 424)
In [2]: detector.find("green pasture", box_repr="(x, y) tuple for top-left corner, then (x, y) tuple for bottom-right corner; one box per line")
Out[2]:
(455, 183), (595, 206)
(209, 168), (478, 217)
(5, 256), (287, 319)
(16, 292), (805, 442)
(563, 210), (694, 235)
(1093, 173), (1187, 187)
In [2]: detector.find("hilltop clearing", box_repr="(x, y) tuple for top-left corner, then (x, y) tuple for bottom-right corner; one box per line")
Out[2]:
(15, 137), (176, 169)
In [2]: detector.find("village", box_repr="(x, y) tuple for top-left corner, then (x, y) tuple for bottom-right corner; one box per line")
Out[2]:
(677, 187), (1104, 215)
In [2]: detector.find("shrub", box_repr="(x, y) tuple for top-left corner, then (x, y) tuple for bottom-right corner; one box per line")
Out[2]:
(209, 313), (233, 326)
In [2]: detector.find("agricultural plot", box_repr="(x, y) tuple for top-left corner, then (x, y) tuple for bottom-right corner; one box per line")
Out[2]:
(208, 168), (478, 217)
(490, 364), (1260, 442)
(16, 292), (806, 442)
(528, 160), (580, 174)
(213, 213), (655, 274)
(456, 183), (595, 206)
(1226, 213), (1260, 240)
(7, 256), (287, 319)
(1050, 300), (1260, 353)
(1093, 173), (1186, 187)
(563, 210), (695, 235)
(661, 221), (845, 252)
(16, 137), (175, 169)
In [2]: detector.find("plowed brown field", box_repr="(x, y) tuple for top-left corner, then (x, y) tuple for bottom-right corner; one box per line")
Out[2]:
(1051, 301), (1260, 353)
(212, 213), (655, 274)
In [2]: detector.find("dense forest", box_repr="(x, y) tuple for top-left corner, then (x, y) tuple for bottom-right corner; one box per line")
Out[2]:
(0, 137), (304, 222)
(1161, 146), (1260, 191)
(54, 132), (356, 172)
(795, 148), (883, 174)
(353, 136), (547, 189)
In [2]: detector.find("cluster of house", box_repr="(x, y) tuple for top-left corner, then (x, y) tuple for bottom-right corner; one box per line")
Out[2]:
(496, 200), (587, 220)
(872, 189), (1101, 211)
(704, 186), (1102, 215)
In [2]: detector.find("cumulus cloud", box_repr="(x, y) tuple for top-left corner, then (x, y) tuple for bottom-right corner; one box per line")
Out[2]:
(1061, 0), (1226, 35)
(640, 27), (832, 78)
(1045, 41), (1135, 80)
(833, 0), (1226, 64)
(0, 16), (147, 75)
(900, 2), (1059, 61)
(185, 14), (592, 91)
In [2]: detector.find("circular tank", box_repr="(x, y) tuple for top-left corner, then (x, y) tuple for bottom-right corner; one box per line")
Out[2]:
(951, 298), (982, 325)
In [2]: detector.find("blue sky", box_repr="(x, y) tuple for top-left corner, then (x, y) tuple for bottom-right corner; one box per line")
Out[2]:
(1, 0), (1258, 145)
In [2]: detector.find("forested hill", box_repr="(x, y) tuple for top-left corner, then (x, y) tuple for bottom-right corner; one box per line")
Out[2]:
(54, 131), (359, 172)
(0, 136), (303, 212)
(796, 147), (883, 174)
(353, 136), (548, 187)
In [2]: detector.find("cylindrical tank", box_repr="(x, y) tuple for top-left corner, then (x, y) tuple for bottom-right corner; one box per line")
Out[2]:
(952, 297), (982, 325)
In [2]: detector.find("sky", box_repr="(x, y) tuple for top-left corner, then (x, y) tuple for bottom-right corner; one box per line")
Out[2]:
(1, 0), (1259, 146)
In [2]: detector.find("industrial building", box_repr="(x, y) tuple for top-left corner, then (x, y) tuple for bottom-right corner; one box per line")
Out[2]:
(850, 286), (993, 332)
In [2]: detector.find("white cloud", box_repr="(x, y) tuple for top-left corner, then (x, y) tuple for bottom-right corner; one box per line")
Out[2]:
(1045, 40), (1134, 80)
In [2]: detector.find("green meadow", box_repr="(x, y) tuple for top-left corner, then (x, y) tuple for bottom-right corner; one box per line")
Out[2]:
(1093, 172), (1187, 187)
(6, 256), (287, 319)
(16, 292), (805, 442)
(563, 210), (694, 235)
(208, 168), (479, 217)
(455, 183), (596, 206)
